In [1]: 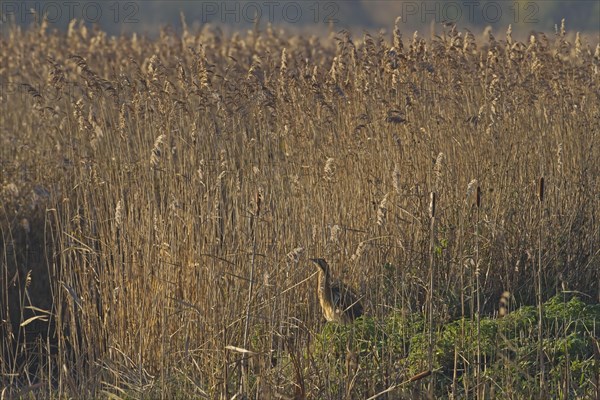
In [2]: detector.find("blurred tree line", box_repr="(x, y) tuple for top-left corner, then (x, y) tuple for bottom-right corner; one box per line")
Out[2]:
(1, 1), (598, 38)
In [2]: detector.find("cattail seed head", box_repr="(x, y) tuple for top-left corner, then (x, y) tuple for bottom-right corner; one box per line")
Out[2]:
(409, 370), (432, 382)
(324, 157), (335, 181)
(557, 144), (563, 174)
(351, 241), (366, 262)
(434, 152), (444, 186)
(150, 134), (166, 168)
(115, 200), (123, 228)
(286, 247), (304, 263)
(279, 48), (288, 80)
(377, 193), (390, 226)
(466, 179), (477, 203)
(393, 17), (403, 52)
(499, 291), (511, 317)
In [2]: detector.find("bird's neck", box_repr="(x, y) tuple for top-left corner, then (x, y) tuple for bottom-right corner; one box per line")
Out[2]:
(318, 269), (330, 289)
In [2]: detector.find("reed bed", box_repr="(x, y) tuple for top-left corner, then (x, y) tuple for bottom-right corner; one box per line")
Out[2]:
(1, 18), (599, 398)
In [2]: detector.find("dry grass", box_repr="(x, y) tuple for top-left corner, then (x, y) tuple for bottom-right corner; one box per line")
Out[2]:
(1, 17), (599, 399)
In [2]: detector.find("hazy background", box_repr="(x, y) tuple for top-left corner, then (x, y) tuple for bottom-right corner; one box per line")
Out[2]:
(1, 0), (599, 38)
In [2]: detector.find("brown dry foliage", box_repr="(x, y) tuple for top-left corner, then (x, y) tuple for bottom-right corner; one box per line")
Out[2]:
(1, 19), (599, 398)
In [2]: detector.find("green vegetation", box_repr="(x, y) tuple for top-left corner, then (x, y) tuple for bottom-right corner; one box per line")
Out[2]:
(313, 295), (599, 398)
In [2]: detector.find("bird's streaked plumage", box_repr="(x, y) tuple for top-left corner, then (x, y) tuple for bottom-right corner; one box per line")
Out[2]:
(310, 258), (363, 324)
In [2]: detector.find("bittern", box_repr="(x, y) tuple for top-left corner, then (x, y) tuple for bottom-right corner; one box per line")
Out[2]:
(309, 258), (363, 324)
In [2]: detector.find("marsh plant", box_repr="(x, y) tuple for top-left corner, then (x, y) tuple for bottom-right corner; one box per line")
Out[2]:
(1, 17), (599, 399)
